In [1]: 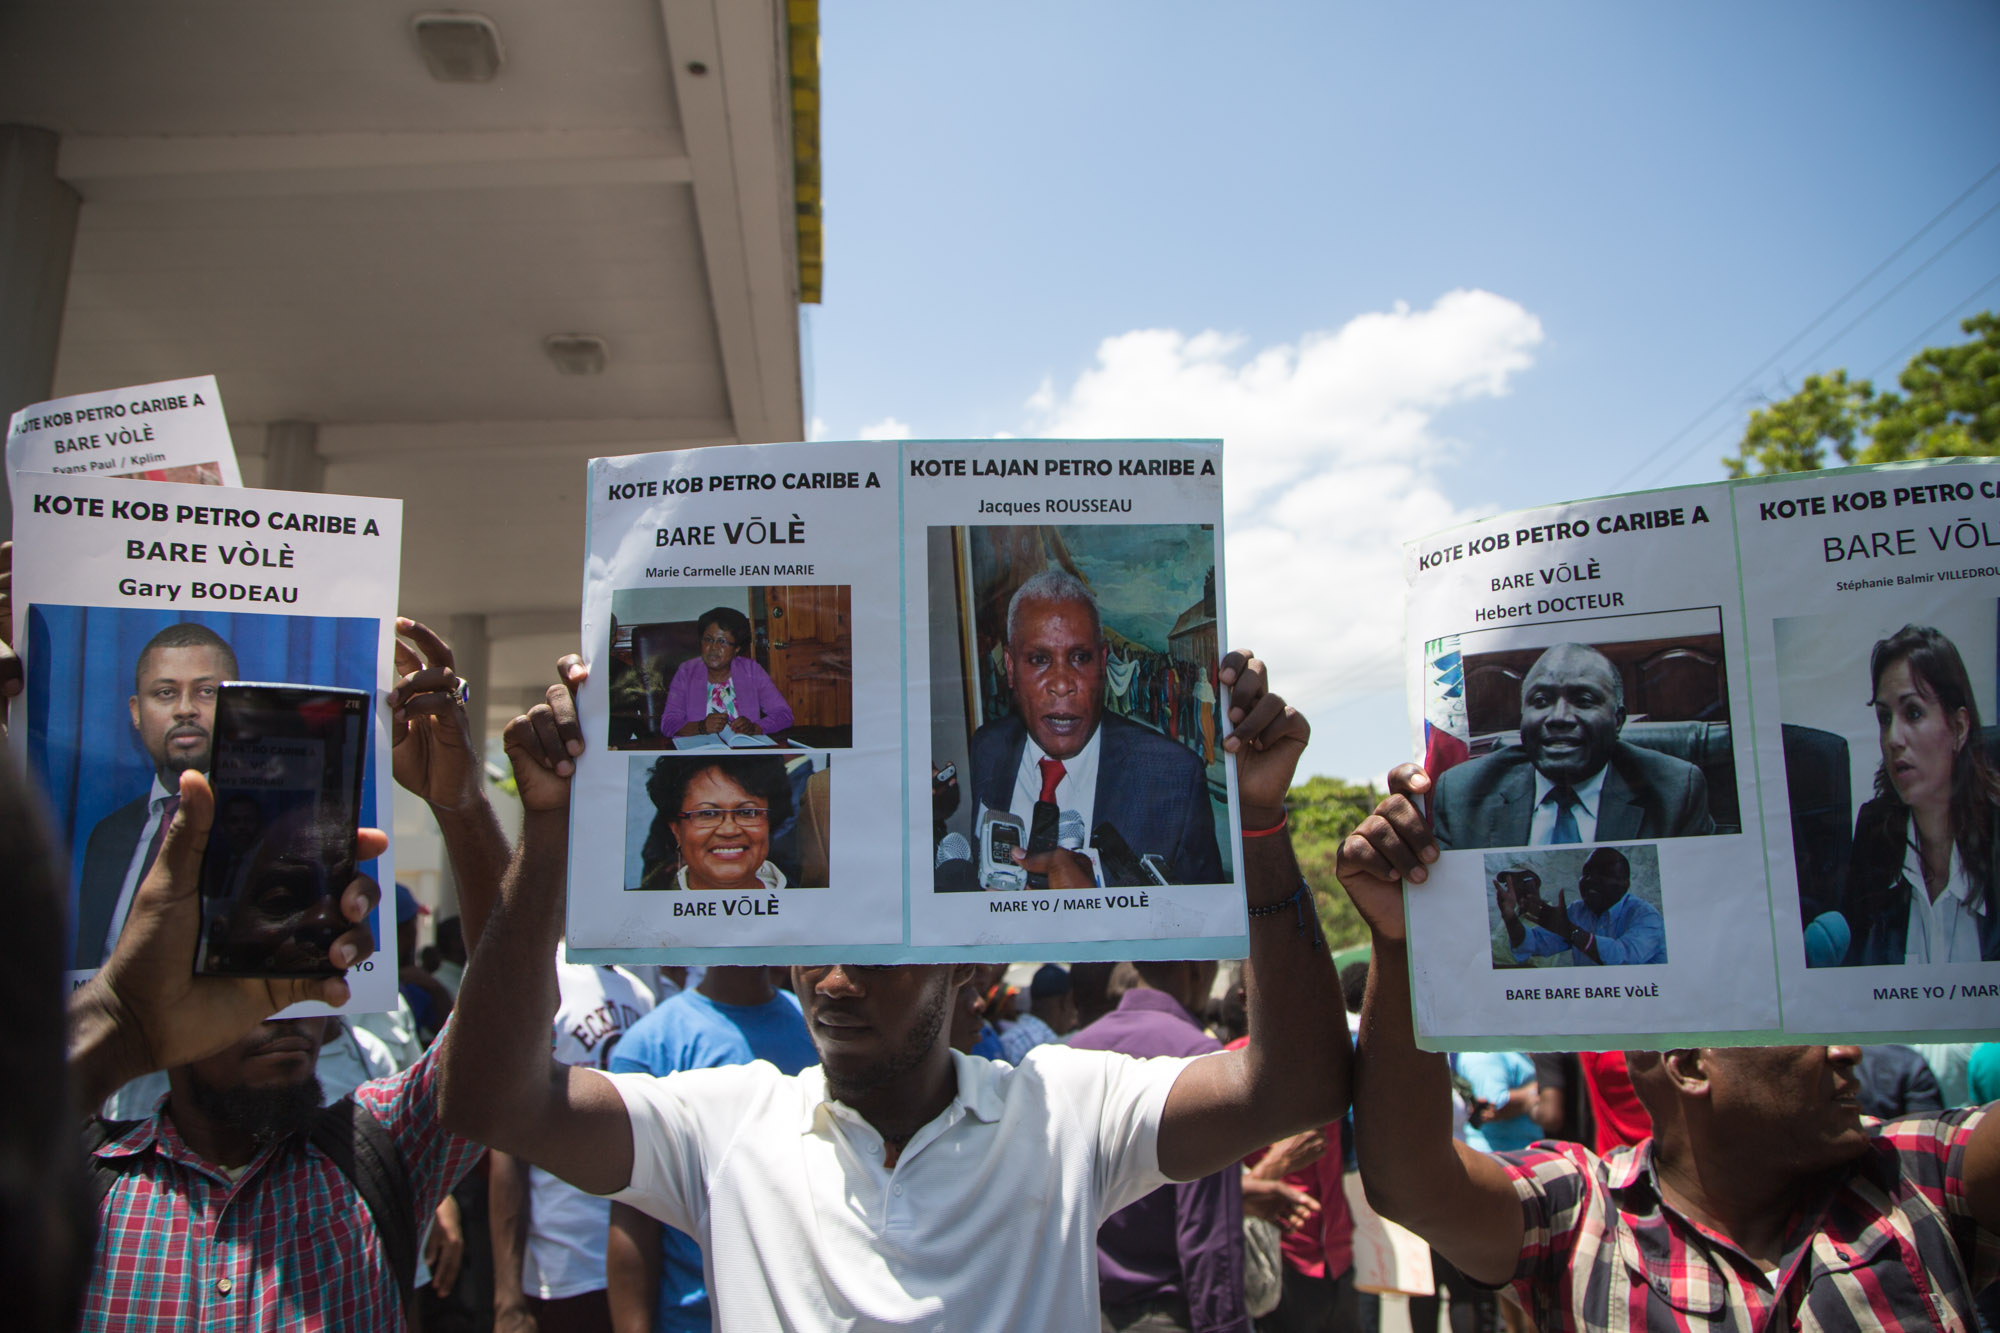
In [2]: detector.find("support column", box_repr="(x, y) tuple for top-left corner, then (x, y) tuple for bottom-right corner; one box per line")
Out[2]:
(0, 126), (81, 542)
(262, 419), (323, 492)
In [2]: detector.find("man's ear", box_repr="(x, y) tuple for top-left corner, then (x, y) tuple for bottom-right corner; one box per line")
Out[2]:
(947, 962), (978, 992)
(129, 694), (141, 731)
(1661, 1048), (1712, 1098)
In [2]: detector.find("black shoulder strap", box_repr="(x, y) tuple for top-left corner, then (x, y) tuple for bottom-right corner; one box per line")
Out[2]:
(309, 1097), (418, 1307)
(83, 1117), (145, 1206)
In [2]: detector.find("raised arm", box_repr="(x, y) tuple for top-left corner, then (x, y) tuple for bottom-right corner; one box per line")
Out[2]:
(436, 656), (633, 1195)
(1155, 650), (1349, 1180)
(392, 618), (510, 952)
(1340, 764), (1524, 1286)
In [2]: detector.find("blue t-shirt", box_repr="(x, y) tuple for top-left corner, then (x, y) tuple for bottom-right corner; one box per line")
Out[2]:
(1455, 1050), (1541, 1153)
(608, 988), (817, 1333)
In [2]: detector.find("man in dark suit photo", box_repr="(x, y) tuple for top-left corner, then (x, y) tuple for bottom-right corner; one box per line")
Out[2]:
(74, 622), (238, 969)
(968, 569), (1224, 887)
(1432, 641), (1715, 851)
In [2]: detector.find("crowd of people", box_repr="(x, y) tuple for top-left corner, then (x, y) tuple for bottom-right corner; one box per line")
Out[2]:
(3, 559), (1999, 1332)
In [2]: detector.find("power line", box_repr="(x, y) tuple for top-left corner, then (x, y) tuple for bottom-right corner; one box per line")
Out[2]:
(1637, 192), (2000, 488)
(1780, 195), (2000, 380)
(1866, 269), (2000, 382)
(1609, 157), (2000, 492)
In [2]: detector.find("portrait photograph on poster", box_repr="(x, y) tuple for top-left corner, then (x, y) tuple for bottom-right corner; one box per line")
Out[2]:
(1774, 599), (2000, 968)
(1483, 845), (1667, 970)
(924, 521), (1229, 890)
(603, 585), (852, 752)
(621, 751), (832, 892)
(1424, 606), (1740, 851)
(24, 604), (381, 971)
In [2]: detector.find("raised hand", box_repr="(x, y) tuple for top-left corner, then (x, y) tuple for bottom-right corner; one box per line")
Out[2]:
(1217, 650), (1309, 822)
(503, 655), (588, 813)
(392, 617), (481, 810)
(1335, 764), (1439, 943)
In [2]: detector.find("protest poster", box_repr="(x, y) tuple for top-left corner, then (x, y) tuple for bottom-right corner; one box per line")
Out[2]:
(903, 440), (1242, 960)
(567, 441), (901, 961)
(1404, 483), (1775, 1050)
(13, 475), (402, 1014)
(1405, 458), (2000, 1049)
(1737, 461), (2000, 1041)
(564, 438), (1242, 964)
(7, 375), (241, 487)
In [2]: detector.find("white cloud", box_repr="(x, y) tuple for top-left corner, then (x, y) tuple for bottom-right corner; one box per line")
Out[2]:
(1025, 289), (1543, 775)
(809, 416), (829, 441)
(857, 416), (912, 441)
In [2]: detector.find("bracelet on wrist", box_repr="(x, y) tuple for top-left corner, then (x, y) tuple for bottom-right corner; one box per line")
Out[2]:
(1242, 810), (1288, 839)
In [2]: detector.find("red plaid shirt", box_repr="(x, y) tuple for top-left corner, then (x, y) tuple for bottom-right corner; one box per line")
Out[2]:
(1494, 1106), (1998, 1331)
(81, 1026), (479, 1332)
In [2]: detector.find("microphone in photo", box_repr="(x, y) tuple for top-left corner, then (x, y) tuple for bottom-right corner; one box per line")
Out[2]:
(934, 831), (979, 892)
(975, 808), (1029, 892)
(1091, 821), (1147, 886)
(1057, 810), (1086, 851)
(1026, 800), (1060, 890)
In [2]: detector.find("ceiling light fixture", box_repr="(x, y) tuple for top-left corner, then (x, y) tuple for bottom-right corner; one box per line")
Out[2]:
(544, 334), (609, 376)
(413, 13), (504, 83)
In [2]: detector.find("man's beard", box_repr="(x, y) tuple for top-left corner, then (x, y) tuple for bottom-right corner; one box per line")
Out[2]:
(821, 985), (951, 1104)
(185, 1069), (323, 1146)
(156, 728), (212, 784)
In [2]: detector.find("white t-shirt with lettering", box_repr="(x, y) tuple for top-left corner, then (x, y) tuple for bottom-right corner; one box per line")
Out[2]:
(525, 954), (656, 1299)
(605, 1042), (1195, 1331)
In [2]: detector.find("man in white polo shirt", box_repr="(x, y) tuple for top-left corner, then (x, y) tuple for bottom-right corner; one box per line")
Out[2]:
(440, 648), (1345, 1330)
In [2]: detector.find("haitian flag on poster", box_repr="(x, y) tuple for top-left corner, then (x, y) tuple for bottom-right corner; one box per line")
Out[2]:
(1422, 636), (1469, 782)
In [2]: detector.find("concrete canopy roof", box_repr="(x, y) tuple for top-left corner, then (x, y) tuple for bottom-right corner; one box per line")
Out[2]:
(0, 0), (809, 720)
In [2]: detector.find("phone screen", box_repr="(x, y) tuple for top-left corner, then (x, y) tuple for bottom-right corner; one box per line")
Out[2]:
(195, 683), (370, 977)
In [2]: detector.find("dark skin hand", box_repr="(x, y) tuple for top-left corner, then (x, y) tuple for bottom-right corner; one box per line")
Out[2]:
(69, 769), (385, 1109)
(392, 617), (483, 811)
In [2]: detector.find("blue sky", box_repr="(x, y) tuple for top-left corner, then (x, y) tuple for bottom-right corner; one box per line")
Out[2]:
(804, 3), (2000, 782)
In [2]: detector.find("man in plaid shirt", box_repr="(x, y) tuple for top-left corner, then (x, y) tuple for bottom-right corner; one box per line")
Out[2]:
(67, 620), (509, 1332)
(1335, 763), (2000, 1332)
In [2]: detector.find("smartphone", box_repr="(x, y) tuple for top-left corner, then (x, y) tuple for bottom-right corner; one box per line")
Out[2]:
(933, 763), (957, 786)
(978, 809), (1028, 891)
(194, 682), (371, 978)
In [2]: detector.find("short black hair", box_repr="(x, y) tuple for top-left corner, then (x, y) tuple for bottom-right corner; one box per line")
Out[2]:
(1339, 960), (1370, 1015)
(698, 606), (753, 652)
(642, 755), (794, 865)
(134, 622), (238, 695)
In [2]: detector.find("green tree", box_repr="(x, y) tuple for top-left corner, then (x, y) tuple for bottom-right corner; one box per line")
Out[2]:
(1721, 312), (1999, 476)
(1285, 773), (1381, 951)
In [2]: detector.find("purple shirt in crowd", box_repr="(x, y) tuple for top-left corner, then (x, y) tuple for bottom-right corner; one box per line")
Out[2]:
(1067, 988), (1250, 1333)
(659, 654), (794, 738)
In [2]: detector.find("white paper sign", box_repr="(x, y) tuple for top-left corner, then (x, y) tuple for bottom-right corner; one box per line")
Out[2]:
(13, 475), (402, 1014)
(1738, 462), (2000, 1041)
(566, 438), (1243, 964)
(1404, 484), (1776, 1049)
(7, 375), (241, 487)
(1404, 459), (2000, 1048)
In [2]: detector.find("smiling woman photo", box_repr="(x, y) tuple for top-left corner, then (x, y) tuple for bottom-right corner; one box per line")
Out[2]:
(1841, 624), (2000, 964)
(639, 755), (796, 892)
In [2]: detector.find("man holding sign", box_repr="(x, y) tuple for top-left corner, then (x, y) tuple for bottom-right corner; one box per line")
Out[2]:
(441, 649), (1343, 1330)
(1339, 765), (2000, 1331)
